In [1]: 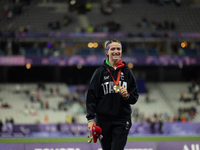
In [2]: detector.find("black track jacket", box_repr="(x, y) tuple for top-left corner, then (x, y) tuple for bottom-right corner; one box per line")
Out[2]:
(86, 59), (139, 121)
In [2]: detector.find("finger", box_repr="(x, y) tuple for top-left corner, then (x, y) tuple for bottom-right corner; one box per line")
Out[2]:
(119, 87), (124, 92)
(121, 90), (126, 95)
(90, 126), (94, 133)
(90, 128), (92, 133)
(121, 91), (127, 97)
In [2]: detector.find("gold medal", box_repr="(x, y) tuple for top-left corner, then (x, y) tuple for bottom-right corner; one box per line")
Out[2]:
(113, 85), (121, 92)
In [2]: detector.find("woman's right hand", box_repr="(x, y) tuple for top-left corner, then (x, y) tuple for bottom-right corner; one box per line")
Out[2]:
(88, 120), (96, 134)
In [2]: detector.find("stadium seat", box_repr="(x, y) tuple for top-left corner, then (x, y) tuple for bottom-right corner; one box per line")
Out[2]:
(183, 49), (198, 56)
(131, 48), (147, 56)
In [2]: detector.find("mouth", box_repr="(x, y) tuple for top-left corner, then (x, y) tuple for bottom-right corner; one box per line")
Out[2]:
(112, 53), (120, 56)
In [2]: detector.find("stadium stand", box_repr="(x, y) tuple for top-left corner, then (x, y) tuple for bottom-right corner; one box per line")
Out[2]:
(1, 1), (78, 33)
(1, 0), (200, 33)
(0, 82), (199, 124)
(155, 82), (200, 122)
(1, 0), (200, 57)
(0, 83), (72, 124)
(84, 0), (200, 33)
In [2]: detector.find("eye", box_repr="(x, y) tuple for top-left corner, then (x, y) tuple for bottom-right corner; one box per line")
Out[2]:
(110, 48), (115, 50)
(117, 48), (121, 50)
(110, 47), (121, 51)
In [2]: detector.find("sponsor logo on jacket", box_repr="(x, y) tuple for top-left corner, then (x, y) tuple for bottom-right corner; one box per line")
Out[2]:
(104, 76), (109, 80)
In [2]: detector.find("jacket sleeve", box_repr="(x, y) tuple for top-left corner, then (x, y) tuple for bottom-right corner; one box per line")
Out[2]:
(125, 69), (139, 104)
(86, 69), (100, 121)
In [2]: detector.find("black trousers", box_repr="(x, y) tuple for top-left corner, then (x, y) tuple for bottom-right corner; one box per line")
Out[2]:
(96, 119), (132, 150)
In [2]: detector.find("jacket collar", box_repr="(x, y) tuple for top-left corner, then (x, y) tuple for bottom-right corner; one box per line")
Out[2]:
(104, 59), (125, 70)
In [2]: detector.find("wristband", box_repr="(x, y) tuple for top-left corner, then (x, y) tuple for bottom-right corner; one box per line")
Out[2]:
(123, 93), (130, 100)
(88, 119), (94, 123)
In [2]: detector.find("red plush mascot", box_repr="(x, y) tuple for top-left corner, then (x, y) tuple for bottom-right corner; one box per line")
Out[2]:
(87, 126), (103, 143)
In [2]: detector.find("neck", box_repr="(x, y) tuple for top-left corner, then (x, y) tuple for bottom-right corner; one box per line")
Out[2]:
(109, 59), (119, 69)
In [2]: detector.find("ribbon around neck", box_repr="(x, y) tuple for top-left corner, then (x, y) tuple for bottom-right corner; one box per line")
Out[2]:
(106, 68), (121, 86)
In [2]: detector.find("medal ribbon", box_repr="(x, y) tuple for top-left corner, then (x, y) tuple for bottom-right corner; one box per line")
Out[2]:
(106, 68), (121, 85)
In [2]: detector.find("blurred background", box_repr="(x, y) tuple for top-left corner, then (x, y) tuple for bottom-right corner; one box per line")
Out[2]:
(0, 0), (200, 139)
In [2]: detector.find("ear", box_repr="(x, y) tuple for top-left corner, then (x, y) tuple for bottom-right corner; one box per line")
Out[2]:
(105, 50), (109, 55)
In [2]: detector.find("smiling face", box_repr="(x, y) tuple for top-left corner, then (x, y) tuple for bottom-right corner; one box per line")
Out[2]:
(106, 42), (122, 62)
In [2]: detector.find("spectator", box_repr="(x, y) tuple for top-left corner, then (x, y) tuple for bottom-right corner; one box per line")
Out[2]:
(45, 101), (49, 109)
(40, 100), (44, 110)
(7, 10), (13, 20)
(2, 118), (13, 133)
(105, 20), (121, 32)
(150, 114), (158, 134)
(100, 4), (113, 15)
(30, 105), (36, 116)
(66, 116), (72, 124)
(50, 87), (54, 95)
(158, 113), (164, 134)
(197, 92), (200, 105)
(164, 20), (170, 30)
(56, 86), (60, 95)
(77, 102), (85, 114)
(63, 15), (72, 26)
(193, 84), (199, 101)
(10, 117), (14, 125)
(179, 92), (184, 101)
(72, 116), (76, 123)
(48, 20), (60, 30)
(1, 102), (11, 109)
(57, 122), (61, 131)
(145, 92), (155, 103)
(141, 17), (148, 28)
(30, 95), (34, 103)
(24, 104), (29, 116)
(44, 115), (49, 123)
(36, 89), (41, 102)
(189, 106), (196, 119)
(15, 84), (21, 94)
(0, 119), (3, 132)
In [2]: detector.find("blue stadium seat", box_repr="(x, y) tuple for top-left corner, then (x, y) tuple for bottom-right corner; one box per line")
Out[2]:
(25, 48), (37, 56)
(131, 48), (147, 56)
(147, 48), (159, 56)
(183, 49), (198, 56)
(77, 49), (91, 56)
(25, 48), (43, 56)
(93, 48), (105, 55)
